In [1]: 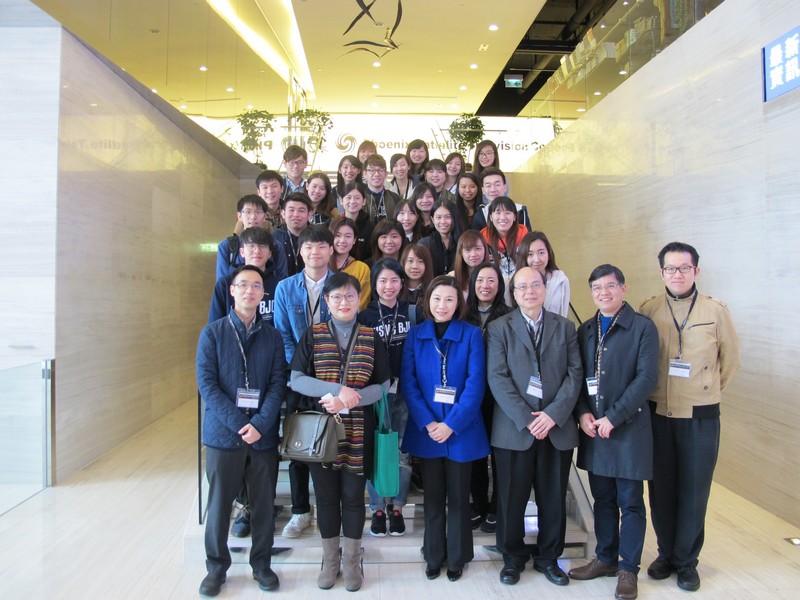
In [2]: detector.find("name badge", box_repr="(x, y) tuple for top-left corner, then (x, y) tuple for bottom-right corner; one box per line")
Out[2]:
(236, 388), (259, 409)
(389, 378), (399, 395)
(586, 377), (599, 396)
(433, 386), (457, 404)
(527, 376), (543, 399)
(668, 360), (691, 378)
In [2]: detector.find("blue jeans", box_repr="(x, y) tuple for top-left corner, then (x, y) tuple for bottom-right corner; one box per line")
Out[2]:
(367, 392), (411, 510)
(589, 473), (646, 573)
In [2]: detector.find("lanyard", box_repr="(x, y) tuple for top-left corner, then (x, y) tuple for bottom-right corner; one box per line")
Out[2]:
(328, 321), (360, 384)
(287, 233), (301, 272)
(527, 319), (544, 378)
(432, 338), (449, 386)
(666, 291), (698, 359)
(227, 316), (250, 389)
(593, 304), (625, 377)
(377, 302), (400, 347)
(306, 276), (327, 326)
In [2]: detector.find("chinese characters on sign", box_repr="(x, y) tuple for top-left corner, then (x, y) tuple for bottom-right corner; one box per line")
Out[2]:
(764, 26), (800, 102)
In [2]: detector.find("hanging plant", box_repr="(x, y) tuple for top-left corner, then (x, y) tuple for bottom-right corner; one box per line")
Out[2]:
(448, 113), (485, 157)
(289, 108), (334, 170)
(236, 109), (275, 161)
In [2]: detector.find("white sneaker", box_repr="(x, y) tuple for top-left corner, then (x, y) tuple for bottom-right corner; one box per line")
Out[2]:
(282, 512), (312, 538)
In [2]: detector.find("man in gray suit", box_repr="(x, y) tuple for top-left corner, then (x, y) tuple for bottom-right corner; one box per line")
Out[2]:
(487, 266), (582, 587)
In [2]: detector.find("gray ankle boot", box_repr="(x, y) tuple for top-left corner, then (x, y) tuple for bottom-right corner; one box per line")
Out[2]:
(342, 537), (364, 591)
(318, 537), (341, 589)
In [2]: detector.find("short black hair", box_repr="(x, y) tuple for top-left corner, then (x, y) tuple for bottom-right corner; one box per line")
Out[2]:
(658, 241), (700, 267)
(298, 224), (334, 247)
(231, 264), (265, 285)
(237, 194), (267, 213)
(323, 272), (361, 296)
(425, 158), (446, 172)
(370, 258), (405, 295)
(479, 167), (506, 185)
(255, 170), (283, 189)
(588, 263), (626, 286)
(239, 226), (274, 247)
(282, 192), (312, 211)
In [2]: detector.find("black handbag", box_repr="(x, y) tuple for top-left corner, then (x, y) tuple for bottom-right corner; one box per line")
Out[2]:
(279, 411), (345, 463)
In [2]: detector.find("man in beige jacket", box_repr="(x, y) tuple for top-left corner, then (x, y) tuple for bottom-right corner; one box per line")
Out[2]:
(639, 242), (740, 593)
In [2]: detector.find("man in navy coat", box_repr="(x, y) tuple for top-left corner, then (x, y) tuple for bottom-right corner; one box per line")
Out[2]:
(568, 264), (659, 600)
(487, 266), (582, 587)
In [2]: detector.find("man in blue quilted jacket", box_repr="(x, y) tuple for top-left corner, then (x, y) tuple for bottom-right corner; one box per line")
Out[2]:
(196, 264), (287, 596)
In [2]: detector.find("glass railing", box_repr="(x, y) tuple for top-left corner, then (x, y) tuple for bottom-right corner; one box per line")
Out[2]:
(522, 0), (726, 121)
(0, 360), (52, 516)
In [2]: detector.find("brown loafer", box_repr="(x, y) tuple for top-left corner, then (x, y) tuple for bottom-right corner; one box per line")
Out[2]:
(615, 570), (638, 600)
(568, 557), (618, 580)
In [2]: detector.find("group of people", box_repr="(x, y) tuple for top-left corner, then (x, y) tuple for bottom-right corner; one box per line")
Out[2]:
(196, 140), (740, 600)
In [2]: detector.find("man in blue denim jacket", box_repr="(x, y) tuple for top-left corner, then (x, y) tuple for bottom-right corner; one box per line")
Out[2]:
(196, 265), (287, 596)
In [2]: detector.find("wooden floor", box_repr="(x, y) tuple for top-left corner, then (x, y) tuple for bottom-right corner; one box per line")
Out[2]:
(0, 400), (798, 599)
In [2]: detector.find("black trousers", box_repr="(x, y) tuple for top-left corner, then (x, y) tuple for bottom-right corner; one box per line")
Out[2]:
(420, 457), (474, 571)
(649, 410), (720, 568)
(494, 441), (572, 568)
(205, 446), (278, 574)
(309, 463), (367, 539)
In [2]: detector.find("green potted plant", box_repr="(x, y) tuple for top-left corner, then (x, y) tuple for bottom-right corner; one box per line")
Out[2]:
(289, 108), (334, 170)
(448, 113), (485, 159)
(236, 109), (275, 162)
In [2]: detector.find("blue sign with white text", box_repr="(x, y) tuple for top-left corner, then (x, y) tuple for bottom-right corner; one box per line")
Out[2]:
(763, 26), (800, 102)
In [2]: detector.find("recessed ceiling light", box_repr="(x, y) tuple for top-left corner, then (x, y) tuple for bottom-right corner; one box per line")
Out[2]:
(593, 91), (602, 96)
(199, 65), (208, 72)
(459, 85), (467, 91)
(371, 102), (378, 107)
(577, 107), (586, 112)
(89, 103), (98, 107)
(451, 103), (459, 108)
(150, 88), (158, 93)
(470, 63), (478, 69)
(246, 104), (254, 109)
(179, 104), (187, 110)
(619, 70), (628, 75)
(600, 23), (606, 29)
(372, 61), (381, 67)
(226, 87), (234, 92)
(488, 24), (499, 32)
(372, 84), (380, 89)
(478, 44), (489, 52)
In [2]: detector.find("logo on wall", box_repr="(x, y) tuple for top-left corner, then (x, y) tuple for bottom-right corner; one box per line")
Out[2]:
(336, 133), (357, 153)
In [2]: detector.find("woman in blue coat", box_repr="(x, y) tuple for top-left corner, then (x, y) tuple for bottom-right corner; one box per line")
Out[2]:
(401, 275), (489, 582)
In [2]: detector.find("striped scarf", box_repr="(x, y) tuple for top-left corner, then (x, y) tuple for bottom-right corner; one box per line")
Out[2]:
(312, 323), (376, 474)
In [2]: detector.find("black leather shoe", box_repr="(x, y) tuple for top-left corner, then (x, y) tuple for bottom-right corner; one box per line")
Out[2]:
(426, 566), (441, 580)
(647, 557), (675, 580)
(253, 567), (280, 591)
(446, 568), (463, 582)
(199, 573), (225, 596)
(534, 562), (569, 586)
(676, 566), (700, 591)
(500, 565), (521, 585)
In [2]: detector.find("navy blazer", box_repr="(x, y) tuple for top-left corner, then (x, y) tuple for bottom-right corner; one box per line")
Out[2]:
(487, 308), (582, 452)
(401, 319), (490, 462)
(575, 303), (659, 480)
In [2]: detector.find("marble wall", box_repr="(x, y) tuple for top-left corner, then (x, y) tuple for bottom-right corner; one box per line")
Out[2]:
(52, 32), (249, 481)
(510, 0), (800, 525)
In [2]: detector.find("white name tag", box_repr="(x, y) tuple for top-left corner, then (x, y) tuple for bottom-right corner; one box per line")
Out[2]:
(668, 360), (692, 378)
(236, 388), (259, 409)
(433, 386), (457, 404)
(527, 376), (543, 399)
(389, 378), (399, 395)
(586, 377), (598, 396)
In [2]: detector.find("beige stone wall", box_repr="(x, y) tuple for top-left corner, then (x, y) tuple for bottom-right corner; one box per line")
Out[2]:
(509, 0), (800, 525)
